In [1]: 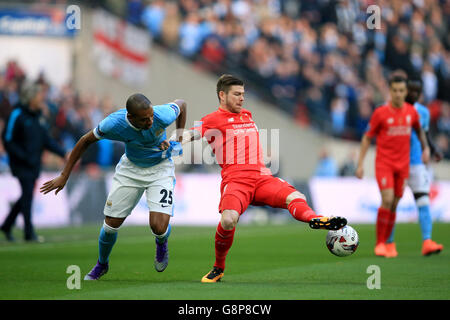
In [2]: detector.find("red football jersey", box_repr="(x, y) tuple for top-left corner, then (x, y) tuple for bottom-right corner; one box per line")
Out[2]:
(192, 107), (271, 176)
(366, 102), (420, 167)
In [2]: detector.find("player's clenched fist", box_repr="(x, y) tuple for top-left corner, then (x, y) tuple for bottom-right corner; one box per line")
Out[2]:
(159, 140), (170, 150)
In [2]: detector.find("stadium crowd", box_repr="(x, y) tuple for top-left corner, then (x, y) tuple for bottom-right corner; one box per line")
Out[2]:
(0, 60), (125, 172)
(0, 0), (450, 172)
(122, 0), (450, 144)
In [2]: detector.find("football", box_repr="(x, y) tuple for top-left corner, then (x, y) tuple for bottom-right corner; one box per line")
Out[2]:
(326, 225), (359, 257)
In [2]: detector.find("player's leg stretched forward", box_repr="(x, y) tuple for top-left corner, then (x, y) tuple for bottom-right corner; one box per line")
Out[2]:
(201, 188), (347, 283)
(150, 211), (172, 272)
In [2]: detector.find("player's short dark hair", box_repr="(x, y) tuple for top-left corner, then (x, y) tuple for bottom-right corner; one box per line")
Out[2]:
(126, 93), (152, 114)
(216, 74), (244, 101)
(388, 74), (407, 87)
(407, 78), (423, 90)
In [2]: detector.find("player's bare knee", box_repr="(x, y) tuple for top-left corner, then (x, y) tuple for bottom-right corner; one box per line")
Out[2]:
(286, 191), (306, 206)
(149, 212), (170, 235)
(104, 216), (125, 229)
(151, 224), (166, 235)
(150, 219), (169, 235)
(221, 210), (239, 230)
(380, 192), (395, 209)
(381, 199), (394, 209)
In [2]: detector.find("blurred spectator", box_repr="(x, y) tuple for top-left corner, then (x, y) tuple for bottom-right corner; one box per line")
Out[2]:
(178, 12), (212, 58)
(126, 0), (144, 25)
(1, 83), (66, 242)
(436, 134), (450, 160)
(330, 97), (348, 136)
(437, 102), (450, 136)
(141, 0), (166, 37)
(314, 148), (338, 177)
(161, 1), (181, 49)
(199, 35), (227, 71)
(0, 59), (127, 170)
(339, 150), (357, 177)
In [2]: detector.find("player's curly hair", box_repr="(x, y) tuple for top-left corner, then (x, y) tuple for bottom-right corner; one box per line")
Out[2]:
(216, 74), (244, 101)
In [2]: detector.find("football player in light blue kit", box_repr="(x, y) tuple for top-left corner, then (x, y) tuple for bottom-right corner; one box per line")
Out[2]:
(40, 93), (187, 279)
(386, 79), (444, 257)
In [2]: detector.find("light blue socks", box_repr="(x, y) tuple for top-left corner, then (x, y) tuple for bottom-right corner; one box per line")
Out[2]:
(98, 221), (119, 264)
(154, 224), (171, 244)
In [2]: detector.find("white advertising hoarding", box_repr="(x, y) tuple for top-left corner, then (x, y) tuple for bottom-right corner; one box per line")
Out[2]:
(309, 177), (450, 223)
(2, 174), (449, 228)
(0, 173), (70, 228)
(105, 172), (223, 226)
(0, 172), (223, 228)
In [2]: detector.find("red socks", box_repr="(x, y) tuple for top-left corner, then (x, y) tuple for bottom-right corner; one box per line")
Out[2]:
(213, 198), (318, 270)
(376, 207), (396, 244)
(214, 222), (236, 271)
(287, 198), (318, 222)
(385, 210), (396, 242)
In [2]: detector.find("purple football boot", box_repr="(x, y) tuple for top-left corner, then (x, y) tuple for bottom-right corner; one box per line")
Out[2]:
(154, 239), (169, 272)
(84, 260), (109, 280)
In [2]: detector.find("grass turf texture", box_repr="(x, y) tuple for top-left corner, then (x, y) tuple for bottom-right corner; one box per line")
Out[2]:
(0, 223), (449, 300)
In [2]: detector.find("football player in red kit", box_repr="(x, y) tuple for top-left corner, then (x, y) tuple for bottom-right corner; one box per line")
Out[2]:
(356, 74), (430, 257)
(176, 74), (347, 282)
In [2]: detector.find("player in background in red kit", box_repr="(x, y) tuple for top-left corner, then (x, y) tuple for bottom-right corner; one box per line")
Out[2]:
(173, 74), (347, 282)
(355, 74), (430, 257)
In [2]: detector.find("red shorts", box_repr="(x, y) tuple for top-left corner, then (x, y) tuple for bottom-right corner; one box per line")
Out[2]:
(375, 163), (409, 198)
(218, 170), (297, 214)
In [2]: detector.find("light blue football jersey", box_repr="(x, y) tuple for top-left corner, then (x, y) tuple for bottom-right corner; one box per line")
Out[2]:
(93, 103), (182, 167)
(410, 102), (430, 165)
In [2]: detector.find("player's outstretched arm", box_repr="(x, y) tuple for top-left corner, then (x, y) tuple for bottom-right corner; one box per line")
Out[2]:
(355, 134), (371, 179)
(169, 128), (201, 146)
(40, 131), (98, 195)
(181, 129), (202, 145)
(426, 131), (443, 162)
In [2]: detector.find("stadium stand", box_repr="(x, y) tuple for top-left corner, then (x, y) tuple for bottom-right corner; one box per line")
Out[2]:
(117, 0), (450, 146)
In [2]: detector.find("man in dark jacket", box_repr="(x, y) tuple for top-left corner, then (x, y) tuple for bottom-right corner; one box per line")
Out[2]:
(1, 83), (66, 242)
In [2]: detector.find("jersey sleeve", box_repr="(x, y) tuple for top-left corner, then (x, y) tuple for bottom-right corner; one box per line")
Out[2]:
(365, 108), (382, 138)
(421, 107), (430, 132)
(93, 114), (119, 140)
(154, 103), (180, 128)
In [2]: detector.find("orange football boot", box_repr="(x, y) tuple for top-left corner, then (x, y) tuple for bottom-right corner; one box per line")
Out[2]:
(385, 242), (398, 258)
(422, 239), (443, 256)
(201, 267), (224, 283)
(374, 243), (387, 257)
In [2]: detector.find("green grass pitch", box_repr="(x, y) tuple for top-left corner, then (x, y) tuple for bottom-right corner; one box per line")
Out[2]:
(0, 223), (449, 299)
